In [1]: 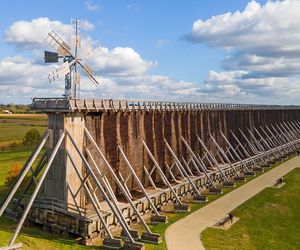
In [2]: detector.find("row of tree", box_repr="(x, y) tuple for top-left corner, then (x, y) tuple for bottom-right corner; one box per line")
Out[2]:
(0, 104), (31, 113)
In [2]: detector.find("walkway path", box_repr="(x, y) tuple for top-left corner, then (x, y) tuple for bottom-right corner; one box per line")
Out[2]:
(165, 157), (300, 250)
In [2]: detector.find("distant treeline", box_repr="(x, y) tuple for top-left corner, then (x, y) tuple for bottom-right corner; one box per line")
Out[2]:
(0, 104), (31, 113)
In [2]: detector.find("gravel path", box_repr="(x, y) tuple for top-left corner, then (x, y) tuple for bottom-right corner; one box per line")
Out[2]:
(165, 157), (300, 250)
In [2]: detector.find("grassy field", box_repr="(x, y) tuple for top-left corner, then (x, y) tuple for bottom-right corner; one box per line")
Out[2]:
(0, 114), (47, 149)
(201, 168), (300, 250)
(0, 149), (35, 186)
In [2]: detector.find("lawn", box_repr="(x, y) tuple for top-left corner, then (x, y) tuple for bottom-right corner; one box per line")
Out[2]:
(0, 149), (36, 186)
(0, 114), (47, 149)
(201, 168), (300, 250)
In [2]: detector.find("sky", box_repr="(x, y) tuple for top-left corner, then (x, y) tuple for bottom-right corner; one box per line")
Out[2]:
(0, 0), (300, 104)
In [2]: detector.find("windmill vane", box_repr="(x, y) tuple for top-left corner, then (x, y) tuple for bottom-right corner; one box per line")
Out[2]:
(44, 18), (100, 99)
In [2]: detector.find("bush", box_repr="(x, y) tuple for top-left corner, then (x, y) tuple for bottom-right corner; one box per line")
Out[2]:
(23, 128), (41, 146)
(5, 164), (22, 186)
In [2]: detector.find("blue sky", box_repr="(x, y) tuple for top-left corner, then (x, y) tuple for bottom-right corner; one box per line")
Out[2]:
(1, 0), (300, 104)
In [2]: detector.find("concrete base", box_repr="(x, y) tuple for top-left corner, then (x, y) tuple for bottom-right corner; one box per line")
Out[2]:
(244, 171), (255, 176)
(234, 176), (246, 182)
(222, 181), (235, 187)
(174, 203), (190, 212)
(102, 237), (123, 249)
(150, 214), (168, 224)
(123, 241), (145, 250)
(121, 229), (139, 241)
(0, 244), (23, 250)
(209, 187), (223, 194)
(141, 232), (162, 244)
(192, 194), (208, 203)
(253, 167), (264, 172)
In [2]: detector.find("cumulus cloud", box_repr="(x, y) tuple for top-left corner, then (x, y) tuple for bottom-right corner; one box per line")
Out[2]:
(197, 70), (300, 104)
(3, 17), (95, 51)
(186, 0), (300, 53)
(185, 0), (300, 103)
(0, 55), (200, 103)
(87, 47), (156, 76)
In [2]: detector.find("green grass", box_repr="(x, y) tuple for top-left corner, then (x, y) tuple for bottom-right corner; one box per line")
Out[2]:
(0, 149), (34, 186)
(201, 168), (300, 250)
(0, 114), (47, 148)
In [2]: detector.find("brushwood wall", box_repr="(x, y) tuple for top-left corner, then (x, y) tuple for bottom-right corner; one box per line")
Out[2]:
(85, 108), (300, 196)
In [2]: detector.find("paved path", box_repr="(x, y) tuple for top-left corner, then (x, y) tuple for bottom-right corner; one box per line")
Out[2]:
(165, 157), (300, 250)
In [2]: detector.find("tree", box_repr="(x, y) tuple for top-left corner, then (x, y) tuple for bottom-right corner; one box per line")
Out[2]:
(23, 128), (41, 146)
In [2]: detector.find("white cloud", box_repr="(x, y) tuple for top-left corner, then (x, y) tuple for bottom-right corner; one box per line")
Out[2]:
(4, 17), (94, 50)
(0, 55), (201, 103)
(186, 0), (300, 103)
(196, 70), (300, 104)
(85, 0), (100, 12)
(187, 0), (300, 53)
(87, 47), (156, 76)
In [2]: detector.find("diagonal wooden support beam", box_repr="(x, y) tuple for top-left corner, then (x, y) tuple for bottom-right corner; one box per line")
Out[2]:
(117, 145), (162, 217)
(8, 131), (64, 247)
(220, 130), (250, 173)
(164, 139), (203, 197)
(67, 130), (136, 243)
(195, 135), (230, 182)
(143, 166), (157, 189)
(141, 139), (185, 207)
(0, 130), (50, 218)
(84, 128), (156, 237)
(66, 151), (113, 238)
(181, 136), (217, 189)
(209, 133), (240, 177)
(230, 130), (261, 170)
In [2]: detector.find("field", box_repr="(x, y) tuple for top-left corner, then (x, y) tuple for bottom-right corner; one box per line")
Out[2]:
(201, 168), (300, 250)
(0, 114), (47, 150)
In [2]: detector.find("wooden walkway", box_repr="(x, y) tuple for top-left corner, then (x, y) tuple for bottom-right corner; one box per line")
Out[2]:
(165, 157), (300, 250)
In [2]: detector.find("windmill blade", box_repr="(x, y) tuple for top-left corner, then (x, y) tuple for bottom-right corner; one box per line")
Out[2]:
(77, 61), (100, 86)
(60, 62), (71, 75)
(47, 59), (77, 83)
(46, 31), (72, 57)
(48, 68), (60, 83)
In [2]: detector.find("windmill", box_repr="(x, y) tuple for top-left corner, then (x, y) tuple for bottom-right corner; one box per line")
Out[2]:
(44, 18), (100, 98)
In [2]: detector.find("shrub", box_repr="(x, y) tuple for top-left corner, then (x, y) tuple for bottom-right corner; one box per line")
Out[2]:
(5, 164), (22, 186)
(23, 128), (41, 146)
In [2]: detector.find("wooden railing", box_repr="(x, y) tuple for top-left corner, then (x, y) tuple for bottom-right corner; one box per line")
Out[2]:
(31, 98), (300, 112)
